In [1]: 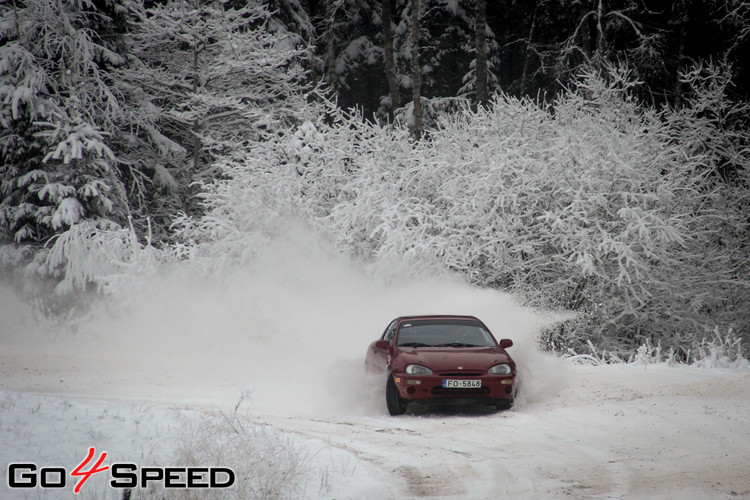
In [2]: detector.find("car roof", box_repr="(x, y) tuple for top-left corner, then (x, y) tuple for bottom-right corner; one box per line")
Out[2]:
(396, 314), (482, 322)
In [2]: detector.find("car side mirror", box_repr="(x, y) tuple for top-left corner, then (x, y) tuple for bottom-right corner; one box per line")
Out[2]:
(499, 339), (513, 349)
(375, 340), (390, 350)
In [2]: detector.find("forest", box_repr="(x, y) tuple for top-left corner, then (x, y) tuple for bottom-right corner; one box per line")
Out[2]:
(1, 0), (749, 360)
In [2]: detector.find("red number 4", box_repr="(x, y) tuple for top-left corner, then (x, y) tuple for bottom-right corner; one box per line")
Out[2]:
(71, 447), (109, 494)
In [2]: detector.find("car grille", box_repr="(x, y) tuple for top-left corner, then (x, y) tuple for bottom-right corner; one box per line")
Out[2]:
(431, 386), (490, 396)
(438, 372), (483, 376)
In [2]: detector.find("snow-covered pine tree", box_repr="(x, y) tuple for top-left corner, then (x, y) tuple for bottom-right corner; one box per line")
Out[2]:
(388, 0), (499, 129)
(306, 0), (385, 113)
(0, 0), (172, 305)
(0, 0), (130, 246)
(458, 0), (501, 103)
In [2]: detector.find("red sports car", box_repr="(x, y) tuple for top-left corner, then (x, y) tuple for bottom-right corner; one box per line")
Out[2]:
(365, 315), (518, 415)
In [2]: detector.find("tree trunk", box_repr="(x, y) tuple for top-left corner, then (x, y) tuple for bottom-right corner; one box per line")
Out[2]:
(191, 46), (201, 175)
(382, 0), (400, 118)
(326, 0), (336, 87)
(674, 22), (685, 106)
(410, 0), (422, 140)
(475, 0), (488, 105)
(189, 43), (201, 215)
(594, 0), (607, 64)
(520, 0), (539, 95)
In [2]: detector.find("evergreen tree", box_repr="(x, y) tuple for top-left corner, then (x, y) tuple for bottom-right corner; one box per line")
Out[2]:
(0, 0), (131, 245)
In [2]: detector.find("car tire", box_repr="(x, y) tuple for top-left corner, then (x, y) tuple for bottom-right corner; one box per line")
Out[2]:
(386, 375), (408, 416)
(496, 398), (514, 411)
(497, 382), (520, 411)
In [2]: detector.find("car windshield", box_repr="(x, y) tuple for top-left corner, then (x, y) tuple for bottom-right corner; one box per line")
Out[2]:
(396, 319), (497, 348)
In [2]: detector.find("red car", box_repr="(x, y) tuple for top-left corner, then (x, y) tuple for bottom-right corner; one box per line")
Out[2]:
(365, 315), (518, 415)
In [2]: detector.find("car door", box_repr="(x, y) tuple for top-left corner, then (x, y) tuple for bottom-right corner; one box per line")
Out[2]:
(366, 319), (397, 373)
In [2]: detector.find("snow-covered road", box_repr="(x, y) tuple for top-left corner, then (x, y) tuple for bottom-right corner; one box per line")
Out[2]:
(253, 364), (750, 499)
(2, 352), (749, 499)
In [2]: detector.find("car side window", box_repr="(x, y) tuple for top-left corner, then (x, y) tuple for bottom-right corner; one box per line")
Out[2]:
(382, 320), (397, 343)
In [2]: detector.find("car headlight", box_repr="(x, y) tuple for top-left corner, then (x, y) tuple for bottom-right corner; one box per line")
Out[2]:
(405, 364), (433, 375)
(488, 363), (512, 375)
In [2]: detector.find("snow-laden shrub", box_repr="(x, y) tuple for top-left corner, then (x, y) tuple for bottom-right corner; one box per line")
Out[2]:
(179, 66), (749, 356)
(692, 327), (750, 370)
(168, 100), (392, 271)
(662, 61), (750, 352)
(564, 328), (749, 369)
(563, 339), (625, 366)
(294, 68), (738, 348)
(628, 340), (681, 366)
(169, 137), (308, 270)
(146, 412), (323, 500)
(28, 218), (162, 296)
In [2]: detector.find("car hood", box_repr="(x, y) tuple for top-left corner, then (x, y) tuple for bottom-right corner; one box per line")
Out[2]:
(397, 347), (511, 371)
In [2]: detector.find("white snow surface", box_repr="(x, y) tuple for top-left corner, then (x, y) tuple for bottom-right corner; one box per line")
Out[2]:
(2, 231), (750, 498)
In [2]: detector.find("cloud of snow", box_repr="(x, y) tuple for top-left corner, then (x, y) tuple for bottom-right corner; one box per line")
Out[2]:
(1, 221), (568, 415)
(0, 284), (53, 345)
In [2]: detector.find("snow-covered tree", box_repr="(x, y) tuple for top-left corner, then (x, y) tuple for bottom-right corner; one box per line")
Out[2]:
(474, 0), (488, 104)
(119, 0), (311, 215)
(409, 0), (423, 138)
(459, 0), (501, 102)
(310, 0), (384, 111)
(388, 0), (500, 127)
(0, 0), (171, 308)
(2, 0), (317, 299)
(0, 0), (130, 245)
(382, 0), (401, 118)
(557, 0), (662, 79)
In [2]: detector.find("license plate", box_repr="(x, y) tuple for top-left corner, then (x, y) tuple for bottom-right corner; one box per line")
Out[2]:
(442, 379), (482, 389)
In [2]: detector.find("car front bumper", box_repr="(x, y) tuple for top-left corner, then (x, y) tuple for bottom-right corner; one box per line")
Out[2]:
(392, 373), (517, 402)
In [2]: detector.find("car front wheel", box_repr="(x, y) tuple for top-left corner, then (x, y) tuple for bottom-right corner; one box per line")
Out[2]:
(386, 375), (408, 415)
(495, 398), (514, 411)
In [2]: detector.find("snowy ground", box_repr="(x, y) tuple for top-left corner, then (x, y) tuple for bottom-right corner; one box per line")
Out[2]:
(257, 364), (750, 499)
(2, 345), (750, 499)
(2, 235), (750, 498)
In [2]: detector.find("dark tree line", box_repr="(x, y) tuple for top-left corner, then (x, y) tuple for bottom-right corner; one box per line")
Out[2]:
(310, 0), (749, 118)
